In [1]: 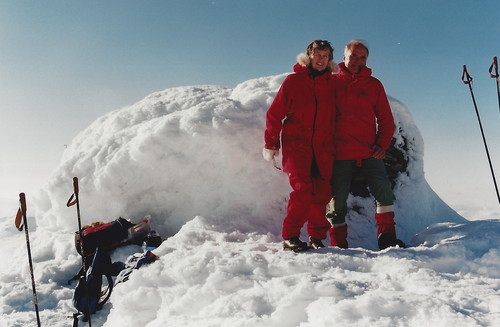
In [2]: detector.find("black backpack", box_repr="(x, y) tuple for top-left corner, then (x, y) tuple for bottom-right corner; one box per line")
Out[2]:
(72, 248), (120, 325)
(70, 217), (152, 325)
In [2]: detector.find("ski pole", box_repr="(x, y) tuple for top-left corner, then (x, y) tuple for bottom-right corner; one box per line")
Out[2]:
(67, 177), (86, 269)
(15, 193), (42, 327)
(66, 177), (92, 327)
(488, 56), (500, 116)
(462, 65), (500, 205)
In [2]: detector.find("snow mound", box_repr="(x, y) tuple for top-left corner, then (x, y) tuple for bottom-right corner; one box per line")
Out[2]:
(36, 79), (292, 237)
(35, 74), (462, 245)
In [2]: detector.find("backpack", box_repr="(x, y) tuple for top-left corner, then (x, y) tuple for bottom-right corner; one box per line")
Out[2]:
(72, 248), (117, 325)
(69, 218), (151, 282)
(71, 217), (155, 325)
(75, 217), (149, 257)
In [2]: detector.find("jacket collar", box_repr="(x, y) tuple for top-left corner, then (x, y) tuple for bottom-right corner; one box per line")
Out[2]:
(293, 63), (331, 79)
(293, 62), (310, 74)
(338, 62), (372, 78)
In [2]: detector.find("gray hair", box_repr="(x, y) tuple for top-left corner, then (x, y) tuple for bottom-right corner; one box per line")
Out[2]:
(344, 39), (369, 57)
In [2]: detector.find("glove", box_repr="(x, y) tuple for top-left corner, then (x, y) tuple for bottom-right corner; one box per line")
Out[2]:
(370, 144), (386, 159)
(262, 148), (279, 162)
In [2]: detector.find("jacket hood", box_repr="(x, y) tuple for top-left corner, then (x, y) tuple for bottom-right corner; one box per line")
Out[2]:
(296, 53), (339, 73)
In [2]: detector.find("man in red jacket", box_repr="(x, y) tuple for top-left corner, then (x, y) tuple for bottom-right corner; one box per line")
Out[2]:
(327, 39), (405, 250)
(263, 40), (337, 252)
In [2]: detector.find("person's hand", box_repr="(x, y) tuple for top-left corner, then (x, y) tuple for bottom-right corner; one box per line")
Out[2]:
(371, 144), (386, 159)
(262, 148), (279, 161)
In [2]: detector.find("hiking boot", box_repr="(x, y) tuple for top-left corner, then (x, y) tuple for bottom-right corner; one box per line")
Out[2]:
(375, 211), (405, 250)
(283, 237), (309, 252)
(378, 233), (406, 250)
(308, 237), (325, 249)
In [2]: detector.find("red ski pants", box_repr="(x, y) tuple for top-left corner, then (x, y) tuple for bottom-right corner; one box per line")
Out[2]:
(282, 173), (331, 240)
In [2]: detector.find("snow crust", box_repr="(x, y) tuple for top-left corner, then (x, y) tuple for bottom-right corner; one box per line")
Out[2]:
(1, 74), (498, 327)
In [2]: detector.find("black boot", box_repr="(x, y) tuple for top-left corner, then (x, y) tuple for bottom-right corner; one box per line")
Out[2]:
(308, 237), (325, 249)
(283, 237), (309, 252)
(378, 233), (407, 250)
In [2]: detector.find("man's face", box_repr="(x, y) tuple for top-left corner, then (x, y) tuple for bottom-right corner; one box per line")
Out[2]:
(344, 45), (368, 74)
(310, 49), (330, 71)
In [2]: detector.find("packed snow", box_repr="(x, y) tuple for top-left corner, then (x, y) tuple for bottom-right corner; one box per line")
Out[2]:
(1, 74), (499, 327)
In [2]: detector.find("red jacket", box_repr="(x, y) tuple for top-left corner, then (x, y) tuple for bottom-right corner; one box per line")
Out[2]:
(264, 63), (336, 180)
(333, 62), (394, 160)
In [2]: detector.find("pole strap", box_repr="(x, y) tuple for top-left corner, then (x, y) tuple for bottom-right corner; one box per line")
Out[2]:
(15, 193), (27, 231)
(489, 56), (499, 78)
(462, 65), (473, 85)
(66, 194), (77, 207)
(66, 177), (80, 207)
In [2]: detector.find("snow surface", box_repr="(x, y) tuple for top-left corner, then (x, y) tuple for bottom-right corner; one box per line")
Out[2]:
(1, 74), (499, 327)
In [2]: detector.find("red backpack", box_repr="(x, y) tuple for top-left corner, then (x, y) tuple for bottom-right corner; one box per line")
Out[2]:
(75, 217), (151, 258)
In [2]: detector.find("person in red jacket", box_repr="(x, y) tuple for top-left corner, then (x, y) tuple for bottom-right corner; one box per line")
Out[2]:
(263, 40), (337, 252)
(327, 39), (405, 250)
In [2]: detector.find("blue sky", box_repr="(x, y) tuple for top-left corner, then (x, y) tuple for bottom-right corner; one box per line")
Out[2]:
(1, 0), (499, 218)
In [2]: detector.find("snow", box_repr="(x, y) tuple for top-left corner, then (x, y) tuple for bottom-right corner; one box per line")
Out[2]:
(1, 74), (499, 327)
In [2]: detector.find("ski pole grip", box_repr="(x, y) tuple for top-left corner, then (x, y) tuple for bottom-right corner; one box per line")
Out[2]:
(73, 177), (79, 195)
(489, 56), (499, 78)
(19, 192), (27, 216)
